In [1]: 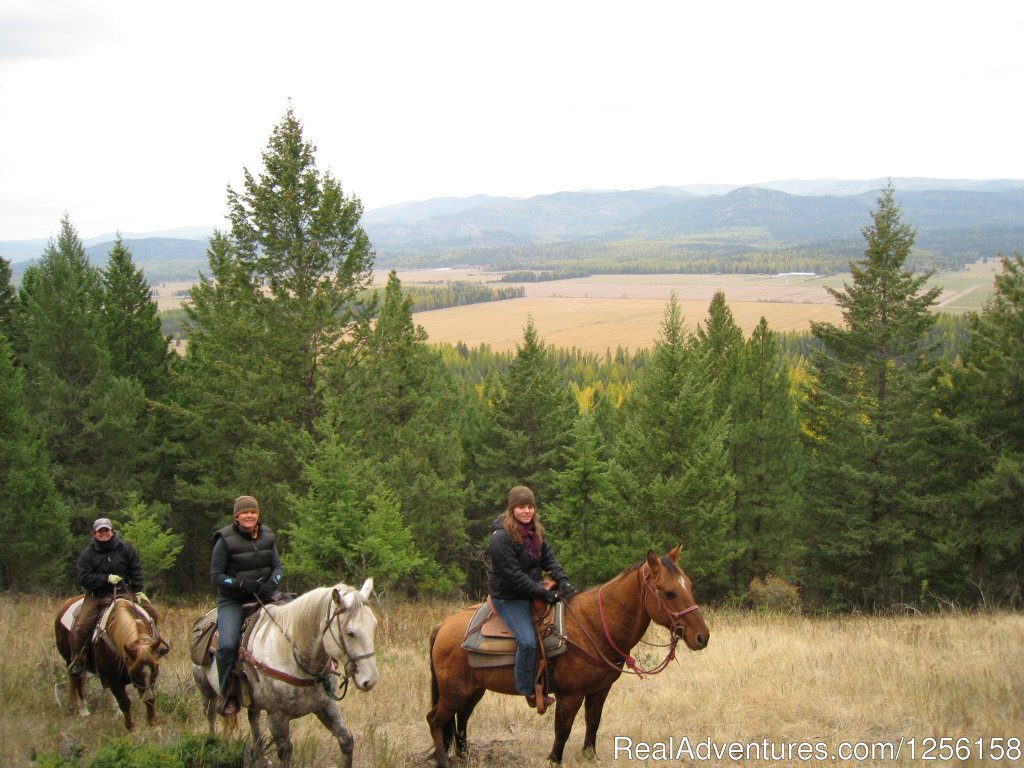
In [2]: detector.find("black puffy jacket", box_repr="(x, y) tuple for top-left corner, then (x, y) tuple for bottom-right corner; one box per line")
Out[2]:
(77, 534), (144, 597)
(210, 522), (282, 602)
(487, 517), (569, 600)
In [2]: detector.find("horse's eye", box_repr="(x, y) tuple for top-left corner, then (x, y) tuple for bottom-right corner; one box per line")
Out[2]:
(664, 591), (676, 599)
(346, 629), (356, 638)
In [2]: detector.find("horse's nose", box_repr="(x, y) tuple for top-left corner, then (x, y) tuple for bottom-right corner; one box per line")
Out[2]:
(695, 632), (708, 650)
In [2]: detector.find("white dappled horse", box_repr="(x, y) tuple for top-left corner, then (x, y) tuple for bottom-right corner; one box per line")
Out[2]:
(193, 579), (379, 768)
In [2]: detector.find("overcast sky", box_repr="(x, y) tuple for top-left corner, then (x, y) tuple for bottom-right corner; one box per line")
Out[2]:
(2, 0), (1021, 242)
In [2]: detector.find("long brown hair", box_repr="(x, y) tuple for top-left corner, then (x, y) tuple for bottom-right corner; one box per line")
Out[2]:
(501, 507), (545, 545)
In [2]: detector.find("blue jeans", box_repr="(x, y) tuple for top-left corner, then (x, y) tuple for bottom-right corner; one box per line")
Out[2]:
(491, 598), (538, 696)
(215, 597), (244, 696)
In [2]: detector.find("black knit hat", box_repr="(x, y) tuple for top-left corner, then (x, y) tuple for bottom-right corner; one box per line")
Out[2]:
(507, 486), (536, 511)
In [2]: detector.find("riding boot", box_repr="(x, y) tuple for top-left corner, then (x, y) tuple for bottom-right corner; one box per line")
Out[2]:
(67, 647), (87, 675)
(67, 632), (89, 675)
(215, 647), (240, 716)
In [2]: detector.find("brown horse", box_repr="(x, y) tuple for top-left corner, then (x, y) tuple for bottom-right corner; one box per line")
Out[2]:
(54, 596), (165, 730)
(426, 545), (709, 766)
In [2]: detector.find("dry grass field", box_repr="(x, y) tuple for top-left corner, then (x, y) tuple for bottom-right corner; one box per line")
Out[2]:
(3, 593), (1021, 767)
(155, 262), (1000, 356)
(393, 262), (999, 355)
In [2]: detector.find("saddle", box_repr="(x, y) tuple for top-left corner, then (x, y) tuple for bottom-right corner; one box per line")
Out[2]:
(460, 595), (567, 669)
(60, 596), (162, 650)
(188, 600), (266, 666)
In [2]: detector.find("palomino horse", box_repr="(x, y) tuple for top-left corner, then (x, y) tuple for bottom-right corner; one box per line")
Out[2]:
(427, 546), (709, 766)
(193, 579), (379, 768)
(54, 596), (165, 730)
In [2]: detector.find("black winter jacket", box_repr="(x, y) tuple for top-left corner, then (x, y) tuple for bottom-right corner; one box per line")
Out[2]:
(211, 522), (282, 602)
(487, 518), (569, 601)
(77, 534), (145, 597)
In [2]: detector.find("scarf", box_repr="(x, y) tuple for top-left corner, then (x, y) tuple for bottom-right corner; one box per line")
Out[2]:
(517, 521), (541, 560)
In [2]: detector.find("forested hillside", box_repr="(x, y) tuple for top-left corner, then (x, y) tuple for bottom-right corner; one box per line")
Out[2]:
(1, 109), (1021, 611)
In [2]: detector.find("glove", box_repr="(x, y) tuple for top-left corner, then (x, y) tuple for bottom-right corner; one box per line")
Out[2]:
(234, 578), (257, 594)
(107, 574), (123, 585)
(539, 588), (559, 604)
(257, 580), (277, 601)
(136, 592), (150, 604)
(558, 581), (577, 603)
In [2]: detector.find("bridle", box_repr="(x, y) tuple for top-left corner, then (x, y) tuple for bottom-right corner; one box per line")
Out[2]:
(637, 563), (701, 636)
(566, 563), (699, 678)
(245, 591), (376, 701)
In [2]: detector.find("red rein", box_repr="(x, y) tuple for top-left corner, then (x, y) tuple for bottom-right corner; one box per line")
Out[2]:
(595, 566), (699, 677)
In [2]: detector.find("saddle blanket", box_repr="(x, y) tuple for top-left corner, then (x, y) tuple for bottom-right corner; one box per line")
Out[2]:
(59, 597), (158, 644)
(461, 599), (567, 668)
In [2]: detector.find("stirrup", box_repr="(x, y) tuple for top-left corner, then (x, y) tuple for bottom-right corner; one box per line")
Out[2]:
(527, 685), (554, 714)
(68, 658), (85, 675)
(218, 696), (240, 716)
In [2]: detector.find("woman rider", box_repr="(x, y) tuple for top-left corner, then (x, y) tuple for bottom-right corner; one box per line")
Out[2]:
(210, 495), (282, 716)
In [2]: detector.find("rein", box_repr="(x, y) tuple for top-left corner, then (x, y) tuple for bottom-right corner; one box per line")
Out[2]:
(564, 565), (697, 678)
(241, 592), (373, 701)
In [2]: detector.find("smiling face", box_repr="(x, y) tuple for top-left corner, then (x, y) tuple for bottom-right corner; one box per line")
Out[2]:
(235, 509), (259, 532)
(511, 502), (535, 525)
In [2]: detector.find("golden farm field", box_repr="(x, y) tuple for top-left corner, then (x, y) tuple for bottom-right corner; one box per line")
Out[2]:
(394, 262), (1000, 354)
(2, 595), (1022, 768)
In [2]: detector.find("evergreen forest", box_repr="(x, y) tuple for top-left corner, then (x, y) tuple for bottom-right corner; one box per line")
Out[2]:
(1, 108), (1021, 612)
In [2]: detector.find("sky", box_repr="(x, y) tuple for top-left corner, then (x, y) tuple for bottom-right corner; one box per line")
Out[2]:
(1, 0), (1022, 242)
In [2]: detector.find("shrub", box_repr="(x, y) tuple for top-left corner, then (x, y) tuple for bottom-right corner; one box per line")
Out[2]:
(747, 574), (802, 614)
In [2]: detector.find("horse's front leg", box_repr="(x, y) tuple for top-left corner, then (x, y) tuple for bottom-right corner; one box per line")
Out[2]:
(581, 686), (612, 756)
(67, 670), (90, 717)
(314, 701), (354, 768)
(548, 693), (585, 763)
(110, 681), (135, 731)
(266, 711), (294, 768)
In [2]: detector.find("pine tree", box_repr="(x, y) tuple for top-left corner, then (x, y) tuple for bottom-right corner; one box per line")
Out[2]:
(0, 257), (15, 347)
(467, 317), (578, 535)
(546, 413), (634, 584)
(100, 235), (172, 399)
(613, 294), (735, 594)
(323, 271), (469, 590)
(728, 318), (803, 593)
(948, 252), (1024, 604)
(0, 332), (71, 588)
(175, 107), (376, 550)
(17, 215), (149, 526)
(801, 184), (942, 608)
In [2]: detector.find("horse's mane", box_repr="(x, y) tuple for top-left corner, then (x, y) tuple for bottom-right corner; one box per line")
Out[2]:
(106, 600), (157, 670)
(268, 583), (364, 648)
(616, 554), (682, 578)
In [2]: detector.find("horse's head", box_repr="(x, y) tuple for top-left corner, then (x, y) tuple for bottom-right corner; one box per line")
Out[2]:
(109, 602), (161, 702)
(643, 546), (709, 651)
(325, 578), (379, 691)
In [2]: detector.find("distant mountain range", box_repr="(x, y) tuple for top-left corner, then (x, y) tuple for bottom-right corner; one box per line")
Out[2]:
(4, 178), (1023, 282)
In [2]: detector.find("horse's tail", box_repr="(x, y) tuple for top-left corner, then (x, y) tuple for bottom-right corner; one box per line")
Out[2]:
(428, 621), (442, 709)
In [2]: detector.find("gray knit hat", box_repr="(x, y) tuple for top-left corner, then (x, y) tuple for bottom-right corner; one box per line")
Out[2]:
(507, 486), (536, 511)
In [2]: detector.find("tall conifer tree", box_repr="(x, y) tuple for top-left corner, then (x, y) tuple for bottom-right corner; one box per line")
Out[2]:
(100, 235), (172, 398)
(17, 215), (149, 527)
(177, 107), (376, 561)
(802, 184), (942, 608)
(614, 294), (735, 594)
(0, 332), (71, 588)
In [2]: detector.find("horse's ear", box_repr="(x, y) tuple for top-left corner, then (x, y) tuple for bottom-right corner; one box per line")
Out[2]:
(667, 544), (681, 563)
(332, 588), (348, 613)
(360, 578), (374, 600)
(646, 549), (660, 575)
